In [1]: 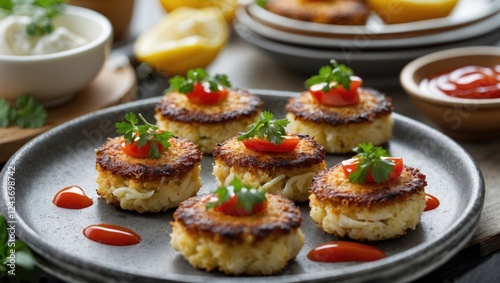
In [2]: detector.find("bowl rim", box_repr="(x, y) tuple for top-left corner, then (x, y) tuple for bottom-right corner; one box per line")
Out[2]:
(400, 45), (500, 106)
(0, 5), (112, 61)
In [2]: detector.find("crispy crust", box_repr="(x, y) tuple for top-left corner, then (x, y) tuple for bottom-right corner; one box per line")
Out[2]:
(173, 193), (302, 244)
(212, 134), (326, 172)
(266, 0), (370, 25)
(95, 136), (202, 182)
(285, 88), (393, 126)
(310, 164), (427, 209)
(155, 89), (262, 124)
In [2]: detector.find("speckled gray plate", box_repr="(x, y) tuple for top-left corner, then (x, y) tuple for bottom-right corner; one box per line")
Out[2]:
(0, 90), (484, 283)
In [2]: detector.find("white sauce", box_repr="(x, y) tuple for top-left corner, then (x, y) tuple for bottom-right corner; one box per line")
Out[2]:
(0, 15), (87, 56)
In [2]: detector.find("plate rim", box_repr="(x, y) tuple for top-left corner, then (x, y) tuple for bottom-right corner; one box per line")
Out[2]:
(0, 91), (485, 283)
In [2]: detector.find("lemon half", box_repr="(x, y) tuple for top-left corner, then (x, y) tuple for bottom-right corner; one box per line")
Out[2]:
(134, 7), (229, 76)
(158, 0), (238, 23)
(368, 0), (459, 24)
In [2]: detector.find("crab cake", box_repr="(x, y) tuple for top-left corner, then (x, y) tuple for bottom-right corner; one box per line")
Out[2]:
(265, 0), (370, 25)
(155, 89), (262, 154)
(309, 163), (427, 241)
(95, 136), (202, 213)
(285, 88), (393, 154)
(170, 193), (304, 275)
(213, 134), (326, 202)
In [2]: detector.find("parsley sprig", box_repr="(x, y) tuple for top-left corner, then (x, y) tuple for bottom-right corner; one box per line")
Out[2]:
(206, 177), (267, 213)
(347, 143), (395, 184)
(0, 0), (66, 37)
(115, 112), (172, 159)
(237, 111), (289, 145)
(0, 96), (47, 128)
(305, 59), (354, 92)
(167, 68), (231, 94)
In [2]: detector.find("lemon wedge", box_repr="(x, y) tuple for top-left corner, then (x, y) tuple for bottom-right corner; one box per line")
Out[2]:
(368, 0), (459, 24)
(134, 7), (229, 76)
(158, 0), (238, 23)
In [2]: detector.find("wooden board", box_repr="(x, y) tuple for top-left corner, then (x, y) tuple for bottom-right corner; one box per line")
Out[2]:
(0, 60), (136, 163)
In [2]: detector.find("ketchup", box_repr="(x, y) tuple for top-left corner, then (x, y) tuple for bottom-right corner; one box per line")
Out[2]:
(424, 193), (440, 211)
(83, 224), (141, 246)
(307, 241), (385, 263)
(53, 186), (93, 209)
(421, 65), (500, 99)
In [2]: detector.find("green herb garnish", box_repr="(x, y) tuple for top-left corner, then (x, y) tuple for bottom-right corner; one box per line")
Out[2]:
(11, 95), (47, 128)
(0, 99), (11, 128)
(206, 177), (267, 214)
(0, 96), (47, 128)
(305, 59), (354, 92)
(0, 0), (66, 37)
(237, 111), (289, 145)
(167, 68), (231, 94)
(256, 0), (267, 8)
(115, 112), (172, 159)
(1, 215), (39, 282)
(347, 143), (395, 184)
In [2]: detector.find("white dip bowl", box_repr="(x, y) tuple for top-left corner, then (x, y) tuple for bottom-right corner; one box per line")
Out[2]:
(0, 5), (112, 107)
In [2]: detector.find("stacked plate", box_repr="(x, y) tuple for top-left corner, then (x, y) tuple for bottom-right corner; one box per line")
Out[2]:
(235, 0), (500, 86)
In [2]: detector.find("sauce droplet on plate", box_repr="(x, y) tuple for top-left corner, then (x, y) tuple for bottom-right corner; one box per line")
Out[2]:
(307, 241), (385, 263)
(83, 224), (141, 246)
(424, 193), (440, 211)
(53, 186), (93, 209)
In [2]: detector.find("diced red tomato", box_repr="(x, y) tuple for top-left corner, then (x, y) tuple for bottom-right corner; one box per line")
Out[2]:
(341, 157), (403, 183)
(214, 195), (268, 216)
(185, 82), (228, 104)
(309, 76), (362, 106)
(120, 140), (164, 158)
(242, 135), (300, 153)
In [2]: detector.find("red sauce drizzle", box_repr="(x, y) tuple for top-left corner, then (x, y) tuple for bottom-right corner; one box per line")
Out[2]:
(307, 241), (385, 263)
(421, 65), (500, 99)
(424, 193), (440, 211)
(83, 224), (141, 246)
(53, 186), (93, 209)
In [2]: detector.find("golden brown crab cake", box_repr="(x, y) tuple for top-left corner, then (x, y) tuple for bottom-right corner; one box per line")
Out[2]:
(285, 88), (393, 154)
(212, 134), (326, 202)
(95, 136), (202, 213)
(309, 163), (427, 241)
(170, 193), (304, 275)
(265, 0), (370, 25)
(155, 89), (262, 154)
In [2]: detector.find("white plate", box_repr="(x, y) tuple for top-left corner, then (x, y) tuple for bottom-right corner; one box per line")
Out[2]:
(238, 6), (500, 50)
(234, 22), (500, 87)
(248, 0), (500, 37)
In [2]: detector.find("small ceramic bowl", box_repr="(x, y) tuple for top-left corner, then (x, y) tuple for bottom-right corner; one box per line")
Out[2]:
(0, 5), (112, 107)
(67, 0), (135, 41)
(400, 46), (500, 141)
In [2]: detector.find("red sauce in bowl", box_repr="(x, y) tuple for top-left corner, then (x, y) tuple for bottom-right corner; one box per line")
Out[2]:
(421, 65), (500, 99)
